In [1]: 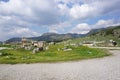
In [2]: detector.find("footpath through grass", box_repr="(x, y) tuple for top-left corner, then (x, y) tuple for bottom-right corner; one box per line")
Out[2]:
(0, 45), (110, 64)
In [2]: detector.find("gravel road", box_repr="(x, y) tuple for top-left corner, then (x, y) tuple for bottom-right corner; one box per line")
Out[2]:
(0, 50), (120, 80)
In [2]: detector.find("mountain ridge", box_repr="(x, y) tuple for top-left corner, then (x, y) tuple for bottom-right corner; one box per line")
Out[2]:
(5, 25), (120, 43)
(5, 33), (86, 43)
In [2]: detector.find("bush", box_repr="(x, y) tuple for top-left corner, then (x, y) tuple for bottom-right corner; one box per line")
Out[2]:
(0, 52), (12, 56)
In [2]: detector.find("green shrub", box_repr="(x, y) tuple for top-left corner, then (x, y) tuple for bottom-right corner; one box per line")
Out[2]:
(0, 52), (12, 56)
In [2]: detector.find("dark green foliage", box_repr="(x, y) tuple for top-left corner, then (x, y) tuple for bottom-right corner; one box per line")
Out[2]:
(0, 52), (12, 56)
(105, 29), (113, 35)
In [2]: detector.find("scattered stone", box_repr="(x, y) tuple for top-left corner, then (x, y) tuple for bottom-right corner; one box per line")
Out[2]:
(5, 56), (10, 59)
(110, 39), (113, 42)
(45, 46), (49, 50)
(58, 48), (60, 51)
(88, 51), (92, 54)
(49, 42), (55, 45)
(32, 49), (36, 54)
(63, 48), (72, 51)
(25, 47), (28, 50)
(0, 52), (2, 56)
(32, 48), (42, 54)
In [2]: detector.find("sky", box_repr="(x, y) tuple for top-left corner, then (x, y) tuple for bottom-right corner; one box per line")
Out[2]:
(0, 0), (120, 41)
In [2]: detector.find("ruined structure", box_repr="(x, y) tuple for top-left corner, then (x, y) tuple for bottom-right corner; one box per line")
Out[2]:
(21, 37), (27, 47)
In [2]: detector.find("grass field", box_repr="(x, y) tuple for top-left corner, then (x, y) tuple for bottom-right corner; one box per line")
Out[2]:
(0, 44), (110, 64)
(0, 44), (13, 48)
(69, 35), (120, 46)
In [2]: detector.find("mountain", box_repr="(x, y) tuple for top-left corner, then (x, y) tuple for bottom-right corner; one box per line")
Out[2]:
(87, 28), (106, 35)
(5, 33), (86, 43)
(88, 25), (120, 37)
(88, 25), (120, 46)
(87, 25), (120, 36)
(70, 25), (120, 46)
(5, 37), (22, 43)
(0, 41), (2, 44)
(37, 33), (86, 41)
(5, 25), (120, 43)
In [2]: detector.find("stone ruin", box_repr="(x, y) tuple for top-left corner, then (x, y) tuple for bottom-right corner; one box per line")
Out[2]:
(21, 38), (47, 54)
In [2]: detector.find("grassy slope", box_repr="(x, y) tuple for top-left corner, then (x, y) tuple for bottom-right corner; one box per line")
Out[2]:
(0, 44), (110, 64)
(70, 26), (120, 46)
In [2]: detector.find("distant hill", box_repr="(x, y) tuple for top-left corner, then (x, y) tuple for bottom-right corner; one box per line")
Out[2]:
(89, 25), (120, 37)
(5, 33), (86, 43)
(37, 33), (86, 41)
(87, 25), (120, 46)
(0, 41), (2, 44)
(87, 28), (106, 35)
(69, 25), (120, 46)
(5, 37), (22, 43)
(5, 25), (120, 43)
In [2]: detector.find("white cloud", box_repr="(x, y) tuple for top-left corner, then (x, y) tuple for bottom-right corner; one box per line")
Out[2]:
(70, 23), (91, 34)
(0, 0), (60, 41)
(48, 22), (71, 33)
(10, 27), (39, 36)
(69, 4), (96, 19)
(0, 0), (60, 26)
(92, 19), (117, 29)
(57, 3), (69, 15)
(70, 19), (120, 34)
(69, 0), (120, 20)
(0, 27), (39, 41)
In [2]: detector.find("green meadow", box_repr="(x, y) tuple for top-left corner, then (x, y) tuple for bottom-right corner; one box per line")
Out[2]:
(0, 44), (110, 64)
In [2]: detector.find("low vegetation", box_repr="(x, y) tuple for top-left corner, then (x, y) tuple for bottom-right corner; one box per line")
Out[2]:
(0, 44), (110, 64)
(69, 33), (120, 47)
(71, 25), (120, 46)
(0, 44), (13, 48)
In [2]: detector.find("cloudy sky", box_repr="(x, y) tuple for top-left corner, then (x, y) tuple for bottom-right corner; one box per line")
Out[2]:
(0, 0), (120, 41)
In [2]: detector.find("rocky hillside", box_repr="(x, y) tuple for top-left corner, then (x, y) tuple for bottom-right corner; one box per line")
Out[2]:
(68, 25), (120, 46)
(88, 25), (120, 46)
(90, 25), (120, 38)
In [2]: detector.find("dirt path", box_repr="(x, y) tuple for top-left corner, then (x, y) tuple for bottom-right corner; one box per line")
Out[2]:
(0, 50), (120, 80)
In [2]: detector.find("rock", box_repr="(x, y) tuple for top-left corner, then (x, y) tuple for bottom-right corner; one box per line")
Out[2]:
(63, 48), (72, 51)
(45, 46), (49, 50)
(32, 49), (36, 54)
(0, 52), (2, 56)
(5, 56), (10, 59)
(88, 51), (92, 54)
(32, 48), (41, 54)
(58, 48), (60, 51)
(39, 47), (43, 51)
